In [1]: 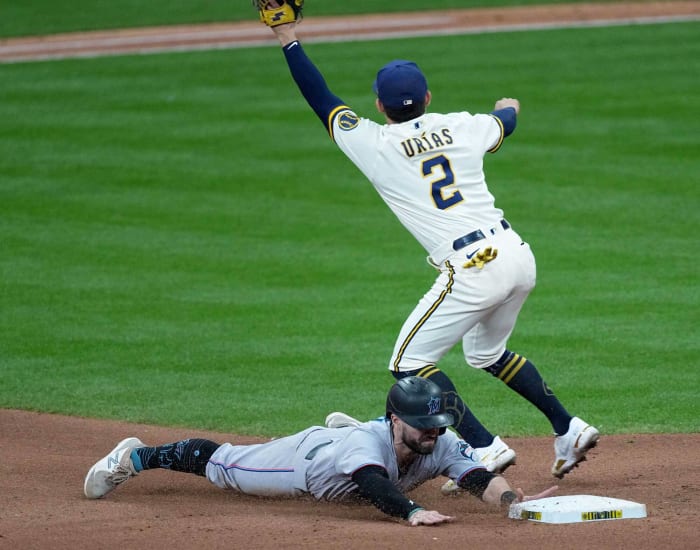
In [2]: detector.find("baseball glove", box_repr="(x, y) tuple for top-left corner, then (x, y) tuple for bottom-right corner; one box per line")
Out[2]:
(252, 0), (304, 27)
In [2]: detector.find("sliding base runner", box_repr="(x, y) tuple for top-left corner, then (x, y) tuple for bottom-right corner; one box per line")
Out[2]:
(508, 495), (647, 524)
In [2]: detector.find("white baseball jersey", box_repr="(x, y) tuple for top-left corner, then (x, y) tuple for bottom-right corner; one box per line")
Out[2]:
(330, 109), (506, 264)
(326, 107), (536, 371)
(206, 419), (483, 500)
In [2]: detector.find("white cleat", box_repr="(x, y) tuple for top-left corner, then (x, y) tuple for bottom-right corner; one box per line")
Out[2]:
(84, 437), (144, 499)
(551, 417), (600, 479)
(441, 479), (460, 495)
(441, 436), (516, 495)
(474, 435), (517, 473)
(325, 411), (361, 429)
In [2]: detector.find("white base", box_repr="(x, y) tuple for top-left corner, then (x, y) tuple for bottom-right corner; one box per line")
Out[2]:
(509, 495), (647, 524)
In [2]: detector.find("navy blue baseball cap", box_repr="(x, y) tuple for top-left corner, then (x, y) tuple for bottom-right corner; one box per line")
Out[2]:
(373, 60), (428, 109)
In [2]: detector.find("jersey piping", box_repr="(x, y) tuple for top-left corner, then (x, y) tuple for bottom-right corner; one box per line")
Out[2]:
(392, 261), (456, 372)
(487, 114), (505, 153)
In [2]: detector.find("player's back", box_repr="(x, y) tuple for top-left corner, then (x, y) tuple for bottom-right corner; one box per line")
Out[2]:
(333, 110), (506, 256)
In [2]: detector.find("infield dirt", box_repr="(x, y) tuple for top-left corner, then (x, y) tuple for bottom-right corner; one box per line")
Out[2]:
(3, 410), (699, 549)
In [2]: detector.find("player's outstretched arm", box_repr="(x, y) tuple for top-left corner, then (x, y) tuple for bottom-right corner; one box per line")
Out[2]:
(352, 466), (454, 526)
(258, 4), (345, 131)
(515, 485), (559, 503)
(482, 475), (558, 506)
(255, 2), (348, 135)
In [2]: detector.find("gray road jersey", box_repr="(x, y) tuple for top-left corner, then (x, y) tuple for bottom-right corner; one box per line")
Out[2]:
(207, 419), (484, 501)
(304, 418), (484, 500)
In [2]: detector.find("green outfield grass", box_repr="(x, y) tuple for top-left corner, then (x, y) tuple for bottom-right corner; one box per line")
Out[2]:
(2, 0), (617, 38)
(1, 20), (698, 437)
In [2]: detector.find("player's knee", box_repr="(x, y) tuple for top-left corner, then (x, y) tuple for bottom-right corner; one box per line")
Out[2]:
(464, 352), (501, 370)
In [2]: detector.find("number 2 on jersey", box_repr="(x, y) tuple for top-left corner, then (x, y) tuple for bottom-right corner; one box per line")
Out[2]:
(422, 154), (463, 210)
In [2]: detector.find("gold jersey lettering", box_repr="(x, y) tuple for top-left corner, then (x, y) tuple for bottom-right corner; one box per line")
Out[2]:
(401, 140), (416, 157)
(400, 128), (454, 158)
(413, 138), (428, 154)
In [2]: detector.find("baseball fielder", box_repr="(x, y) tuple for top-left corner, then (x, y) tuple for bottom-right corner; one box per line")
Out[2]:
(84, 377), (555, 526)
(258, 4), (599, 482)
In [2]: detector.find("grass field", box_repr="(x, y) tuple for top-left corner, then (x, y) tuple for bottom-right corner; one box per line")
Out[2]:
(1, 7), (698, 437)
(0, 0), (613, 38)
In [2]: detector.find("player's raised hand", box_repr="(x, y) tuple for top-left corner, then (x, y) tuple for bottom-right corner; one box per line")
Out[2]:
(253, 0), (303, 28)
(255, 0), (300, 46)
(494, 97), (520, 114)
(407, 509), (455, 526)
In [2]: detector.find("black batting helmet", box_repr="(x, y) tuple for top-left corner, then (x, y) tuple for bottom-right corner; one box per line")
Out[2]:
(386, 376), (454, 431)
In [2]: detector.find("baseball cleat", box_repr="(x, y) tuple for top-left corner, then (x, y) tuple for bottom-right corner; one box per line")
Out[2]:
(325, 411), (361, 429)
(473, 435), (517, 473)
(551, 417), (599, 478)
(84, 437), (144, 499)
(440, 479), (460, 495)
